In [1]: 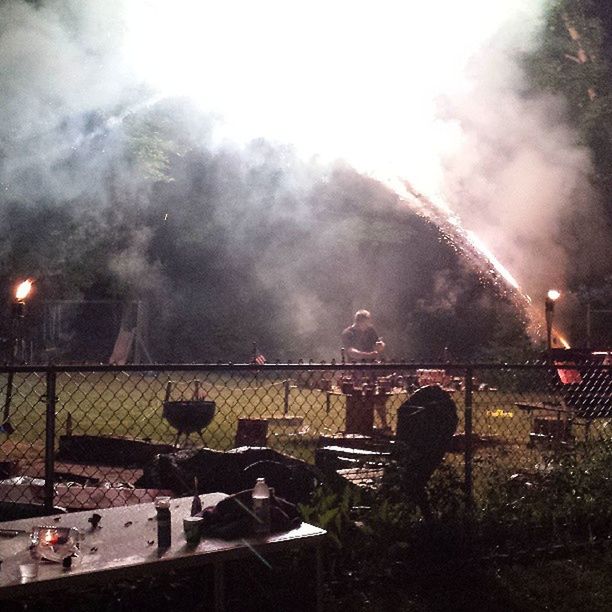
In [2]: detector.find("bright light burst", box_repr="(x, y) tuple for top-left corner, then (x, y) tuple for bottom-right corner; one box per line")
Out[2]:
(124, 0), (538, 192)
(123, 1), (556, 339)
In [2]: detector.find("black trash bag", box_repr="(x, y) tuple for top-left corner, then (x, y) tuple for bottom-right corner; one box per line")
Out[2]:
(242, 460), (316, 505)
(136, 447), (318, 504)
(195, 489), (301, 540)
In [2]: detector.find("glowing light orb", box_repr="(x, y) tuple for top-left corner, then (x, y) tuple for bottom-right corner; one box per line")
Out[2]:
(15, 280), (32, 301)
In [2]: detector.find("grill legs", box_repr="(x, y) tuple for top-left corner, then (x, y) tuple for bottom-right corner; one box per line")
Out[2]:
(173, 430), (207, 447)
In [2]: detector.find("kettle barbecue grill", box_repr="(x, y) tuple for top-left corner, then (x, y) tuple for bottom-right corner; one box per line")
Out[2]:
(162, 380), (216, 447)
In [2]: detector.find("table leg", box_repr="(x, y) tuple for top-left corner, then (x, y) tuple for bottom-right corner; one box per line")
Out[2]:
(214, 561), (225, 612)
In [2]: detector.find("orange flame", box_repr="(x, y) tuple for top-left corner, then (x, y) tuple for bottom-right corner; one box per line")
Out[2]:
(15, 279), (33, 301)
(555, 332), (571, 349)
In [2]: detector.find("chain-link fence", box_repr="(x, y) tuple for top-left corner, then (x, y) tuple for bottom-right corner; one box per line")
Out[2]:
(0, 361), (610, 529)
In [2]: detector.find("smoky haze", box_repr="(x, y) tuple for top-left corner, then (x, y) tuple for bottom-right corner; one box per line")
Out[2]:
(439, 25), (611, 311)
(1, 1), (138, 201)
(0, 0), (608, 361)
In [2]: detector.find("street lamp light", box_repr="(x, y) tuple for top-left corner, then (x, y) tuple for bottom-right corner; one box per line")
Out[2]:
(545, 289), (561, 351)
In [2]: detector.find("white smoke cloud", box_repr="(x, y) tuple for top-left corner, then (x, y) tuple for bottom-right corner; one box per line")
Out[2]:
(439, 29), (610, 304)
(108, 227), (165, 292)
(120, 0), (611, 308)
(123, 1), (540, 186)
(0, 0), (141, 202)
(2, 0), (609, 352)
(417, 269), (462, 314)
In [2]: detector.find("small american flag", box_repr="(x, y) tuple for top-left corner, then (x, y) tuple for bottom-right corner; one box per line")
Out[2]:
(253, 354), (267, 366)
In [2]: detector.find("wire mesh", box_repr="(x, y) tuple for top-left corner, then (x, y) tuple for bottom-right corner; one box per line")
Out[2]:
(0, 362), (609, 523)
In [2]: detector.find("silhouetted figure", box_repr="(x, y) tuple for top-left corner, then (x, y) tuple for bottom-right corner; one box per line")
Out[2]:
(341, 309), (385, 361)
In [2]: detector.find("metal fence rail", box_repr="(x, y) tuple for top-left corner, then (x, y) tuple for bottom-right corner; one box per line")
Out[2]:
(0, 362), (610, 521)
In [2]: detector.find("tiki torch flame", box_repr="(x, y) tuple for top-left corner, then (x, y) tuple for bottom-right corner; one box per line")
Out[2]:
(15, 280), (32, 301)
(557, 334), (571, 349)
(547, 289), (561, 302)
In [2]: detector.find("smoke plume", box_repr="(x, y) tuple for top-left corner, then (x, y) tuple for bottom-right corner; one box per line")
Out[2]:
(439, 25), (611, 307)
(1, 0), (610, 358)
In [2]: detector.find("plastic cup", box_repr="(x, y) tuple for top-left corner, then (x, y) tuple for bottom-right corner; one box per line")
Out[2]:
(183, 516), (203, 545)
(19, 562), (38, 581)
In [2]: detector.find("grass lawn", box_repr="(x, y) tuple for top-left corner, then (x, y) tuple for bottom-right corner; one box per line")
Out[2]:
(1, 370), (609, 490)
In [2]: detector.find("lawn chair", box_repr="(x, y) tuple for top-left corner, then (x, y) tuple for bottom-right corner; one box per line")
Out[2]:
(316, 385), (458, 520)
(391, 385), (458, 520)
(516, 349), (612, 445)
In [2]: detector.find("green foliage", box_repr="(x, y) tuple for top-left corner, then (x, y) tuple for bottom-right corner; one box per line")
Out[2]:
(476, 442), (612, 552)
(123, 110), (190, 184)
(299, 445), (611, 610)
(299, 464), (468, 597)
(298, 485), (360, 550)
(524, 0), (612, 218)
(475, 303), (536, 363)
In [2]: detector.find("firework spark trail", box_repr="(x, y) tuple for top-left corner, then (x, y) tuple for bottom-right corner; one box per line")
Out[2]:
(382, 178), (529, 296)
(378, 176), (553, 331)
(381, 177), (573, 348)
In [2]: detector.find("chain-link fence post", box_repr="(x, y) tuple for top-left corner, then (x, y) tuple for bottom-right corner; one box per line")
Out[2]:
(464, 366), (474, 511)
(284, 378), (290, 415)
(44, 367), (57, 513)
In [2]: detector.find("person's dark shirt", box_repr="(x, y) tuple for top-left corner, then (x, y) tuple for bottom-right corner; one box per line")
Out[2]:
(341, 325), (379, 353)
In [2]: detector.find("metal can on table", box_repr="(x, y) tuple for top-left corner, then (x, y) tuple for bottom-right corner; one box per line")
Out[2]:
(155, 496), (172, 548)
